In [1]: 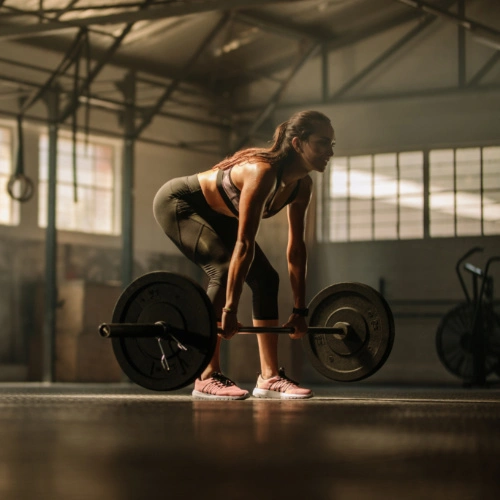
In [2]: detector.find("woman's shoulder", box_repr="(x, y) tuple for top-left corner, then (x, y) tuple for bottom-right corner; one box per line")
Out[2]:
(232, 160), (276, 180)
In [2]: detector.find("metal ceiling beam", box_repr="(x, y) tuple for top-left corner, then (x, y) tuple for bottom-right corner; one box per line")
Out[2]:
(235, 12), (323, 42)
(58, 0), (156, 124)
(0, 108), (222, 155)
(0, 3), (118, 40)
(82, 94), (230, 129)
(321, 45), (329, 102)
(20, 28), (87, 115)
(216, 9), (432, 87)
(0, 0), (298, 38)
(0, 54), (207, 99)
(468, 51), (500, 87)
(255, 82), (500, 112)
(396, 0), (500, 49)
(457, 0), (466, 87)
(329, 12), (441, 101)
(235, 41), (321, 150)
(0, 74), (229, 130)
(134, 12), (231, 138)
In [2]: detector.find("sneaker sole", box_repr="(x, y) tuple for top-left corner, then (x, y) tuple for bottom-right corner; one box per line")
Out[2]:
(252, 388), (313, 400)
(192, 390), (250, 401)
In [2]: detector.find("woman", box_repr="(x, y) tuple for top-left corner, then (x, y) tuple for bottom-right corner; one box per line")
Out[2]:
(153, 110), (335, 400)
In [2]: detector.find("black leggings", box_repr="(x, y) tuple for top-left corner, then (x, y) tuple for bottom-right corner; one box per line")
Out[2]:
(153, 175), (279, 321)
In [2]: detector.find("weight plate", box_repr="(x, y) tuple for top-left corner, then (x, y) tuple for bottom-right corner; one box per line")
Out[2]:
(436, 302), (500, 381)
(302, 282), (395, 382)
(111, 272), (217, 391)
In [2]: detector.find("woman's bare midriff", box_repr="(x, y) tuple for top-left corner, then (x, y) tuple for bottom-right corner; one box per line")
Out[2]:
(197, 170), (235, 217)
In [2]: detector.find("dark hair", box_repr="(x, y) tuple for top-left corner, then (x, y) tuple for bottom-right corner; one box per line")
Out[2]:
(212, 110), (332, 170)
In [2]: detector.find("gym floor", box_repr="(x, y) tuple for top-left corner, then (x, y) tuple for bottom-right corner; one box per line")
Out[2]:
(0, 382), (499, 500)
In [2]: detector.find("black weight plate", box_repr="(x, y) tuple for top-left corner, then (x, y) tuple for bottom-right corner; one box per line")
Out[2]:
(302, 282), (395, 382)
(111, 272), (217, 391)
(436, 302), (500, 381)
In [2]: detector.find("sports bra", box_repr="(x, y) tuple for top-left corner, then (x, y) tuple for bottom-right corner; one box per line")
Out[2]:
(216, 165), (301, 219)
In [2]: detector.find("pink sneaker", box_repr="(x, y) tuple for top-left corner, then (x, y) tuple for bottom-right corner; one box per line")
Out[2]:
(192, 372), (250, 400)
(252, 368), (313, 399)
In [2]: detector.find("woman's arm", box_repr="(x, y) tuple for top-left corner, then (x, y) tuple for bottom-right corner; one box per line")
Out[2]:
(221, 162), (277, 338)
(284, 176), (313, 338)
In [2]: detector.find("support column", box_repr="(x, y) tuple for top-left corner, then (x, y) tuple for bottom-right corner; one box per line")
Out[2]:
(42, 88), (60, 382)
(458, 0), (466, 87)
(321, 45), (329, 102)
(118, 72), (136, 288)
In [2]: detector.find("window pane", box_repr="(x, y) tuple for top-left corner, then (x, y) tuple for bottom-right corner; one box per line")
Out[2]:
(0, 125), (19, 226)
(430, 149), (454, 192)
(430, 149), (455, 237)
(329, 199), (348, 241)
(350, 198), (372, 240)
(38, 134), (118, 235)
(483, 147), (500, 192)
(399, 152), (423, 239)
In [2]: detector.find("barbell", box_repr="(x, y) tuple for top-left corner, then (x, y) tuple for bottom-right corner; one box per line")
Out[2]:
(98, 271), (395, 391)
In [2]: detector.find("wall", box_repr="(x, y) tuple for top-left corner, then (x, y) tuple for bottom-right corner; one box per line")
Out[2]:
(1, 5), (499, 386)
(270, 92), (500, 386)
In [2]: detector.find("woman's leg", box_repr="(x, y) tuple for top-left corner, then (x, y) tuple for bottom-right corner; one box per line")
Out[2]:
(153, 177), (235, 381)
(255, 322), (280, 379)
(247, 245), (313, 398)
(245, 245), (281, 378)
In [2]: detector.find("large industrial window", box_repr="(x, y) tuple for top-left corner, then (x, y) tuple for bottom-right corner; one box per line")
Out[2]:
(318, 151), (424, 242)
(318, 146), (500, 242)
(38, 134), (120, 235)
(0, 124), (20, 226)
(429, 147), (500, 237)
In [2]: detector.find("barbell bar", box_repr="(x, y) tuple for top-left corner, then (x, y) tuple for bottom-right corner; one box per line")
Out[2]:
(98, 322), (351, 338)
(99, 271), (395, 391)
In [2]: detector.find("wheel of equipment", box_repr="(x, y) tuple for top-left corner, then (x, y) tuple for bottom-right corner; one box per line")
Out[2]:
(436, 302), (500, 381)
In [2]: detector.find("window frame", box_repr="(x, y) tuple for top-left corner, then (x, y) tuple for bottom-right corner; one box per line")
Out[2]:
(38, 129), (122, 236)
(318, 144), (499, 243)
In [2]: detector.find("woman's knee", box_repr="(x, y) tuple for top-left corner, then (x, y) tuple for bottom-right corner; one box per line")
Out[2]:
(247, 266), (280, 319)
(259, 266), (280, 295)
(205, 261), (230, 316)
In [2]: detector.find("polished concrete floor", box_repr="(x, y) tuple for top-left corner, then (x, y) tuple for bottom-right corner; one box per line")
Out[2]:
(1, 382), (499, 500)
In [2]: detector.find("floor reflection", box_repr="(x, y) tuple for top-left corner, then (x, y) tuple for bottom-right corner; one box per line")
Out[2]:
(0, 385), (498, 500)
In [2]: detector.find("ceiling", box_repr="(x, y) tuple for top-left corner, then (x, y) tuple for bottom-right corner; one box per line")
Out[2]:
(0, 0), (499, 151)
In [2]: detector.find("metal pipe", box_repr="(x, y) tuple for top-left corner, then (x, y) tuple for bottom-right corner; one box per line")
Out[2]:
(42, 88), (60, 383)
(120, 72), (136, 289)
(99, 323), (349, 337)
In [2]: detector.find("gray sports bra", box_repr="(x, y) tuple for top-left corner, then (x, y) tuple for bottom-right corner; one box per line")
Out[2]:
(216, 166), (300, 219)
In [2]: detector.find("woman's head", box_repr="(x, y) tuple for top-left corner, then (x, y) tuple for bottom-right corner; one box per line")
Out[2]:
(213, 110), (333, 170)
(270, 110), (332, 158)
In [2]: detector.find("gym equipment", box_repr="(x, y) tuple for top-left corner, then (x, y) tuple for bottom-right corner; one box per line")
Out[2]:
(99, 271), (395, 391)
(436, 247), (500, 385)
(6, 116), (34, 203)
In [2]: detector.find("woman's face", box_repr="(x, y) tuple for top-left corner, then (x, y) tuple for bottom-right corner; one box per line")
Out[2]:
(298, 121), (335, 173)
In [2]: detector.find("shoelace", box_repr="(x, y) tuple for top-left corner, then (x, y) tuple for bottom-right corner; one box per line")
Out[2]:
(211, 372), (235, 387)
(278, 367), (298, 385)
(202, 372), (236, 393)
(266, 368), (300, 392)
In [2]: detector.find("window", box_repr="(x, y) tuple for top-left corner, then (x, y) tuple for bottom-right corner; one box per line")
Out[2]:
(319, 146), (500, 242)
(38, 133), (120, 235)
(0, 124), (20, 226)
(430, 147), (500, 237)
(319, 151), (424, 242)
